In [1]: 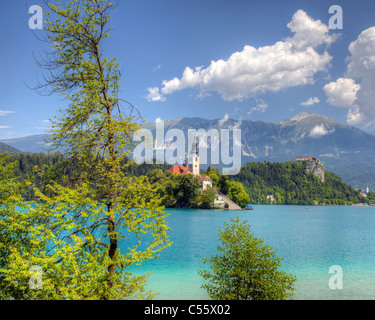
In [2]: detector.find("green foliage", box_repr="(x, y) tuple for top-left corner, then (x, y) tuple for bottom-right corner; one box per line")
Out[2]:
(175, 174), (201, 208)
(147, 168), (249, 209)
(0, 154), (33, 299)
(199, 217), (296, 300)
(227, 181), (250, 208)
(200, 187), (217, 209)
(232, 161), (366, 205)
(205, 168), (219, 186)
(217, 174), (230, 194)
(1, 179), (169, 300)
(7, 152), (169, 200)
(1, 0), (171, 300)
(147, 171), (201, 209)
(367, 191), (375, 204)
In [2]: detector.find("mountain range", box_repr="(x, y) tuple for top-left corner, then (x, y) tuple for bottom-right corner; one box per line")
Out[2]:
(1, 112), (375, 190)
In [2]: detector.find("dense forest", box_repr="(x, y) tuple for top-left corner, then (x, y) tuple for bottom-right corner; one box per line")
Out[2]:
(5, 152), (239, 208)
(9, 152), (170, 179)
(4, 152), (374, 206)
(6, 152), (170, 200)
(231, 161), (373, 205)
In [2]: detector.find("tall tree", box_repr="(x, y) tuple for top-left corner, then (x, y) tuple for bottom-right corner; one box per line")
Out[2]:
(3, 0), (171, 300)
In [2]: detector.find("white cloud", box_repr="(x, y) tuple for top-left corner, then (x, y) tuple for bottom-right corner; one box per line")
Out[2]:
(248, 98), (268, 114)
(0, 111), (14, 130)
(0, 110), (15, 116)
(286, 10), (336, 49)
(323, 78), (360, 107)
(148, 10), (335, 102)
(309, 124), (334, 138)
(324, 27), (375, 126)
(300, 96), (320, 106)
(347, 27), (375, 81)
(146, 87), (166, 102)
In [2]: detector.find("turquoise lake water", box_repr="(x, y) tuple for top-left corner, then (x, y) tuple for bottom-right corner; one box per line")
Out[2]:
(127, 205), (375, 300)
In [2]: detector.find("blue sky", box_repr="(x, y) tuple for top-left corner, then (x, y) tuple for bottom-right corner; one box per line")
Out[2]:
(1, 0), (375, 139)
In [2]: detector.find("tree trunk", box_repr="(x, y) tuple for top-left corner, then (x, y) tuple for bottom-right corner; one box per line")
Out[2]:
(107, 201), (117, 290)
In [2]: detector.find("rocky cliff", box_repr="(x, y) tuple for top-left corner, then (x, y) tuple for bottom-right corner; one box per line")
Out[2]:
(305, 159), (325, 183)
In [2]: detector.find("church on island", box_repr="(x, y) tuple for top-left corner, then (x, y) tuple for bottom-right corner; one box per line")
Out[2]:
(168, 137), (213, 191)
(168, 137), (241, 210)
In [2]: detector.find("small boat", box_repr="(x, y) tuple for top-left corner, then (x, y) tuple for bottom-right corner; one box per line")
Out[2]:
(244, 205), (254, 210)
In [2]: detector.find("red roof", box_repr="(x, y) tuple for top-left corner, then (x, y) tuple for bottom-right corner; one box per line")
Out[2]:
(169, 165), (193, 175)
(199, 175), (212, 182)
(297, 156), (320, 162)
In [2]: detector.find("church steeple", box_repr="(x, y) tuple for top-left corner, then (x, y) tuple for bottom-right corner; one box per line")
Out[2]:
(191, 135), (198, 155)
(188, 135), (200, 176)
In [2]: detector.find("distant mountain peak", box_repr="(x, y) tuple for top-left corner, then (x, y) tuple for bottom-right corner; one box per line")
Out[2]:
(289, 112), (315, 122)
(279, 112), (343, 130)
(287, 112), (336, 123)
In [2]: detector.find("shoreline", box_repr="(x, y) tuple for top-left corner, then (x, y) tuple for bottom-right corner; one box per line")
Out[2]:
(163, 203), (375, 209)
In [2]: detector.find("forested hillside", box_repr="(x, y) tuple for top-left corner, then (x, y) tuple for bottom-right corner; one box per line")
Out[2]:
(6, 152), (169, 200)
(9, 152), (169, 178)
(231, 161), (369, 205)
(4, 152), (373, 205)
(0, 142), (21, 154)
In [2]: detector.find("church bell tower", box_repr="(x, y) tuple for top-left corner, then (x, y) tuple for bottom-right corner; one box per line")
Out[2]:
(188, 136), (200, 176)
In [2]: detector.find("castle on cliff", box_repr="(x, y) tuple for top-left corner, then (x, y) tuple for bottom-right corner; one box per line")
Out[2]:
(296, 156), (325, 182)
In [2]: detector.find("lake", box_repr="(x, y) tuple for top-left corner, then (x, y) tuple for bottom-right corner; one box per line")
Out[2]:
(127, 205), (375, 300)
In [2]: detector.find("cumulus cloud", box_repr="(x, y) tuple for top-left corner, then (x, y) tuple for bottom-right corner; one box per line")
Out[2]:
(300, 96), (320, 106)
(146, 87), (165, 102)
(323, 78), (360, 107)
(324, 27), (375, 126)
(148, 10), (334, 102)
(309, 124), (335, 138)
